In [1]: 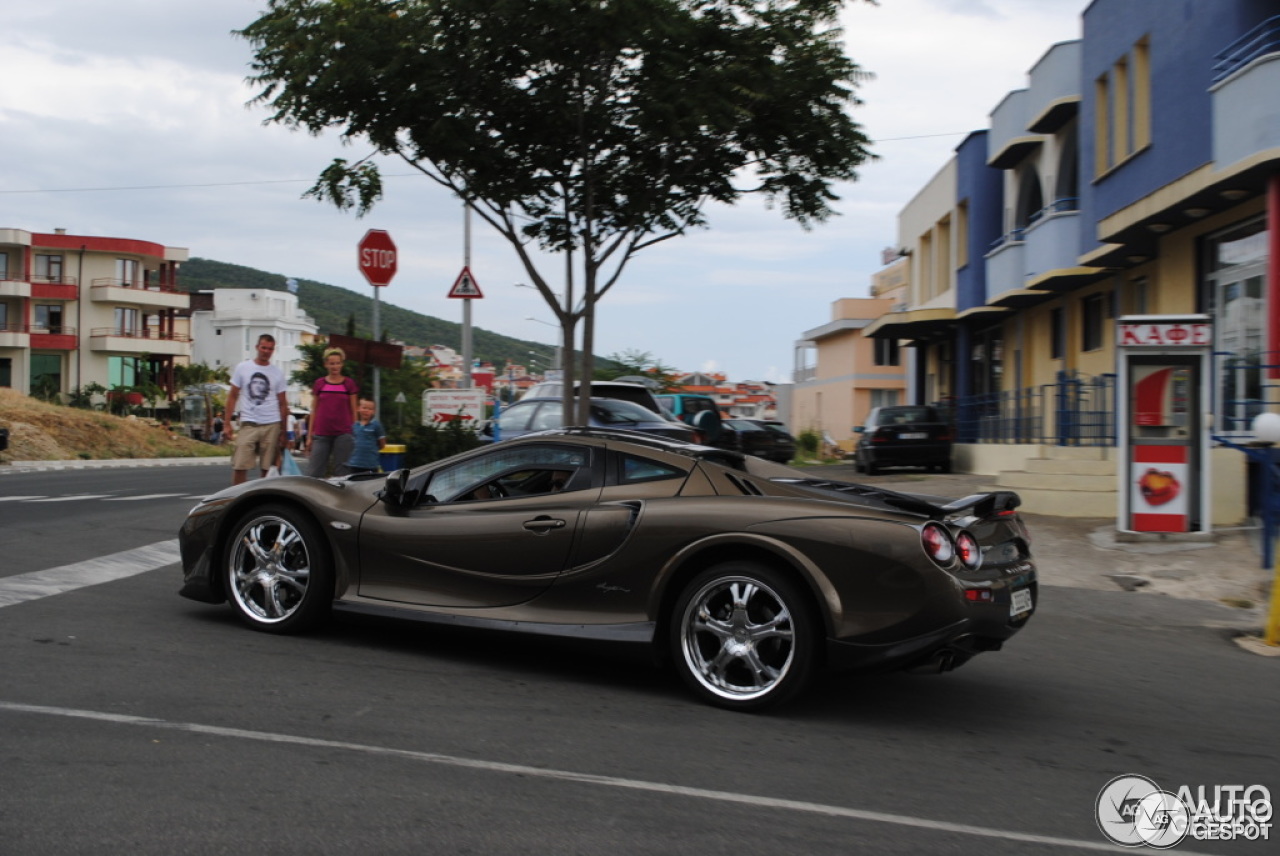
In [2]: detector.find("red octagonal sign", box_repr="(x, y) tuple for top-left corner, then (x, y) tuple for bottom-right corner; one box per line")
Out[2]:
(357, 229), (397, 287)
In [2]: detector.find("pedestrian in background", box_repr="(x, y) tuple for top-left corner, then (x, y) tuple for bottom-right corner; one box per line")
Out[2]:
(224, 334), (288, 485)
(306, 347), (358, 477)
(346, 398), (387, 475)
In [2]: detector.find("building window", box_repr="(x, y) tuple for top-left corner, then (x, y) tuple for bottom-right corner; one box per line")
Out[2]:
(0, 303), (7, 331)
(30, 354), (61, 398)
(0, 251), (8, 280)
(1050, 307), (1064, 359)
(109, 356), (143, 388)
(1094, 36), (1152, 175)
(870, 389), (900, 409)
(873, 337), (901, 367)
(116, 259), (141, 287)
(1208, 217), (1269, 432)
(1128, 277), (1149, 315)
(1081, 293), (1105, 352)
(34, 254), (64, 284)
(114, 307), (139, 335)
(0, 357), (11, 387)
(34, 304), (63, 334)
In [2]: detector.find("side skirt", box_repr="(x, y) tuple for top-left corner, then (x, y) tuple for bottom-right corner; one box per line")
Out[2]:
(333, 600), (657, 644)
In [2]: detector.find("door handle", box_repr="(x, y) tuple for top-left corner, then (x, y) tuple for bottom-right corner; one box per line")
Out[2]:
(523, 516), (566, 533)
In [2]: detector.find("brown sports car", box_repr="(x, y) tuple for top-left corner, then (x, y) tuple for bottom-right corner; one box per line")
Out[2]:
(179, 429), (1037, 710)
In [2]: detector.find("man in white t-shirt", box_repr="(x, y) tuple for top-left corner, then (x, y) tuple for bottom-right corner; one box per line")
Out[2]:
(224, 334), (290, 485)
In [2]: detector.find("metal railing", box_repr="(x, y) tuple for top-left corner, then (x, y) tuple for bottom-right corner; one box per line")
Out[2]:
(90, 277), (181, 293)
(1213, 14), (1280, 83)
(947, 371), (1117, 446)
(90, 327), (192, 342)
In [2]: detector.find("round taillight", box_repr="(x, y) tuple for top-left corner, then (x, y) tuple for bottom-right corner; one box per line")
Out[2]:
(955, 530), (982, 570)
(921, 522), (955, 565)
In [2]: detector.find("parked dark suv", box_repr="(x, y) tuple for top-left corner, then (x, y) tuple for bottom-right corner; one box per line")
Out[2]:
(853, 405), (952, 475)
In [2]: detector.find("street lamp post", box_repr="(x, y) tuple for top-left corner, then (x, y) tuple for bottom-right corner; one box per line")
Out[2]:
(525, 318), (563, 370)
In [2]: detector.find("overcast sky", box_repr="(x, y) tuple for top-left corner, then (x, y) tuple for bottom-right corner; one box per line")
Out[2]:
(0, 0), (1088, 382)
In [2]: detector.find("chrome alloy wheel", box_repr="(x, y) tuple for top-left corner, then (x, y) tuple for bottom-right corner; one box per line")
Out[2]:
(678, 574), (797, 704)
(228, 514), (313, 625)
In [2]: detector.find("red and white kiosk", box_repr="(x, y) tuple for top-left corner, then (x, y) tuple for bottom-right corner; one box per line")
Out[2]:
(1116, 315), (1213, 534)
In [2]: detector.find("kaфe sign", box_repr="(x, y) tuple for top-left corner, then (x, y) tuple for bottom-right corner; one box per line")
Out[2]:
(1118, 320), (1211, 347)
(1116, 315), (1212, 535)
(358, 229), (397, 286)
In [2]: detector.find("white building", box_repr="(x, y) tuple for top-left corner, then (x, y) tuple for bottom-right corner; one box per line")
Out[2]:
(189, 289), (318, 407)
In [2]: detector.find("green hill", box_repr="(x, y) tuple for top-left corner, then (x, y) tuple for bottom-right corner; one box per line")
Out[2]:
(179, 257), (585, 369)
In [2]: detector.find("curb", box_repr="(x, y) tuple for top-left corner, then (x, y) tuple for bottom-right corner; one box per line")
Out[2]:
(0, 457), (229, 474)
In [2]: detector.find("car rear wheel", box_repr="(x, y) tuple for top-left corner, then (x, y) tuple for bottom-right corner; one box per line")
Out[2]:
(225, 504), (332, 634)
(670, 562), (818, 711)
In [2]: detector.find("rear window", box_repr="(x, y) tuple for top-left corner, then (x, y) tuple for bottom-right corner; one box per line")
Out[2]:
(592, 399), (663, 424)
(874, 407), (940, 425)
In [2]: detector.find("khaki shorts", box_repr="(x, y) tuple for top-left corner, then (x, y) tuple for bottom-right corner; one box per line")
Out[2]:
(232, 422), (282, 472)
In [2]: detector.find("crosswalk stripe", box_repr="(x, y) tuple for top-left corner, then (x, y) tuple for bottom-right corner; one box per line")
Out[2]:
(102, 493), (189, 501)
(0, 540), (180, 608)
(29, 495), (116, 502)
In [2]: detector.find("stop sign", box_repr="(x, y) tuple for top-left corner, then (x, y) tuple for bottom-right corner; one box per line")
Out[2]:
(357, 229), (397, 286)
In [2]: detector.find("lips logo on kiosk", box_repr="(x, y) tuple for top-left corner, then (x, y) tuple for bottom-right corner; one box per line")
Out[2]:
(1139, 468), (1180, 506)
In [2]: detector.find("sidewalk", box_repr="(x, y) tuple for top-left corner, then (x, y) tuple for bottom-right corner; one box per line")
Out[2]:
(819, 464), (1274, 618)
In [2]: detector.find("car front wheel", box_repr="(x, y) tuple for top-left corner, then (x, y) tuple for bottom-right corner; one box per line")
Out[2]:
(224, 504), (332, 634)
(670, 562), (818, 711)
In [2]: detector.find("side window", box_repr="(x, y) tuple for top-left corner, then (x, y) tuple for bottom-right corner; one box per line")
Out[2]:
(621, 453), (685, 484)
(529, 402), (563, 431)
(497, 402), (533, 432)
(427, 445), (589, 503)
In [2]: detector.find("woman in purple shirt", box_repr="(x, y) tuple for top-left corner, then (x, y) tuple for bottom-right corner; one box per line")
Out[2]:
(306, 347), (359, 477)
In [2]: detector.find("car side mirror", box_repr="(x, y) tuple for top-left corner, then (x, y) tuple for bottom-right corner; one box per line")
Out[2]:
(381, 468), (410, 506)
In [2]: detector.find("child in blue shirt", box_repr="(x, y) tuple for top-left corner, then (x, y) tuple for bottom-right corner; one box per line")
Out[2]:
(346, 398), (387, 474)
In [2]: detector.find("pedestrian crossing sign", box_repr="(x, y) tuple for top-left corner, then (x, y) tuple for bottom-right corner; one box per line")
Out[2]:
(447, 266), (484, 299)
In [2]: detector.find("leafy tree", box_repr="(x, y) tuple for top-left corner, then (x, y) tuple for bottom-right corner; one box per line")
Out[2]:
(596, 349), (680, 391)
(174, 362), (232, 436)
(240, 0), (874, 423)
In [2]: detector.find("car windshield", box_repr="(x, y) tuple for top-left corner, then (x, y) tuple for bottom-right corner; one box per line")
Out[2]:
(591, 399), (664, 424)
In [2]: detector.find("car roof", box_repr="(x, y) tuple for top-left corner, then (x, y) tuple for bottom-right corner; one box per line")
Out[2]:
(516, 427), (743, 462)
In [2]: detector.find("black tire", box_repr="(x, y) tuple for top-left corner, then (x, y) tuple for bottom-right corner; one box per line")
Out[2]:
(939, 461), (952, 474)
(865, 458), (880, 476)
(669, 561), (819, 711)
(224, 504), (333, 634)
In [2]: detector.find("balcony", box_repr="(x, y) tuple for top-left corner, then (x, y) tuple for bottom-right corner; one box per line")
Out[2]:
(985, 232), (1027, 303)
(1212, 16), (1280, 170)
(0, 322), (30, 349)
(90, 327), (191, 356)
(0, 278), (31, 298)
(1023, 200), (1083, 280)
(1025, 41), (1082, 133)
(29, 326), (79, 350)
(90, 278), (189, 310)
(987, 90), (1044, 169)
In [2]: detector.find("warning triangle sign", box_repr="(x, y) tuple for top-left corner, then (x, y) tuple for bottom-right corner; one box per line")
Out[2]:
(447, 266), (484, 299)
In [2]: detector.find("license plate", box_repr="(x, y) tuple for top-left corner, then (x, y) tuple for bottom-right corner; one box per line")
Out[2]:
(1011, 588), (1033, 616)
(899, 432), (927, 440)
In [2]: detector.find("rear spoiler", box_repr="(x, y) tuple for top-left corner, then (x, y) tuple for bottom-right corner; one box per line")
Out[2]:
(936, 491), (1022, 520)
(774, 478), (1022, 520)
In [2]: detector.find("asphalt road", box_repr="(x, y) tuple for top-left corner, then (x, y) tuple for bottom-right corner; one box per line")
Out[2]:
(1, 466), (1275, 854)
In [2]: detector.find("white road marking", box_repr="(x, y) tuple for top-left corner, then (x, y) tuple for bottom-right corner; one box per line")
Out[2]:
(0, 496), (47, 502)
(102, 493), (189, 501)
(29, 494), (116, 502)
(0, 700), (1190, 854)
(0, 540), (180, 608)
